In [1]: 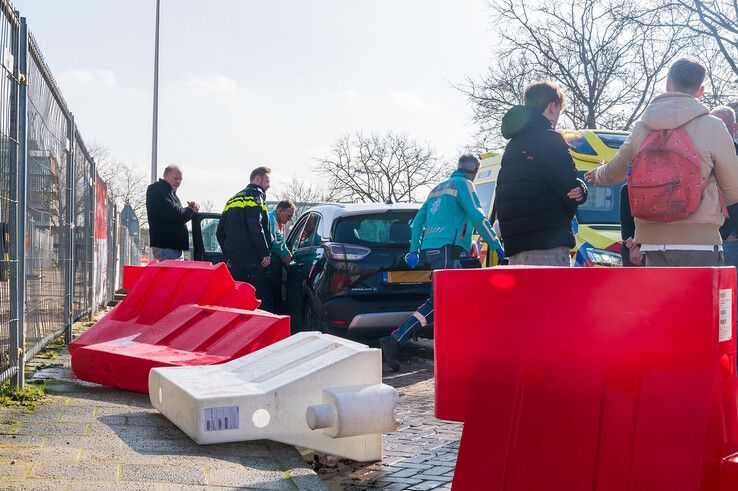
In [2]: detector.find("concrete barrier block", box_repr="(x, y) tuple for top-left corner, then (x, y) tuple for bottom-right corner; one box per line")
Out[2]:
(149, 332), (399, 462)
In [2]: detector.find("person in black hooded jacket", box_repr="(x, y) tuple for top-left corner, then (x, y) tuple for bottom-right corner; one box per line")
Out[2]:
(216, 166), (274, 310)
(495, 81), (588, 266)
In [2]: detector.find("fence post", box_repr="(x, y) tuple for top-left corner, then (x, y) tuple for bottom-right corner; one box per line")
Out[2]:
(9, 16), (28, 387)
(65, 115), (75, 344)
(87, 159), (95, 321)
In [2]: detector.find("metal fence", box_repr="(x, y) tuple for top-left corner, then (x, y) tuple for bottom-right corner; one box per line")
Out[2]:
(0, 3), (137, 386)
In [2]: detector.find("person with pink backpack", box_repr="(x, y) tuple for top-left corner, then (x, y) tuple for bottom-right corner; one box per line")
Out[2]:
(585, 57), (738, 266)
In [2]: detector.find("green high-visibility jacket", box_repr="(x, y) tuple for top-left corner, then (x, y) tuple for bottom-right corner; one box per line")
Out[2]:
(411, 170), (501, 253)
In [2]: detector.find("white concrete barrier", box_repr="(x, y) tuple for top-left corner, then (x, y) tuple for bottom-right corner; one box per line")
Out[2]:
(148, 332), (399, 462)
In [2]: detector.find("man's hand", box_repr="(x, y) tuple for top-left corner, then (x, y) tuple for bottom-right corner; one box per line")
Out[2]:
(260, 256), (271, 268)
(625, 237), (643, 266)
(583, 169), (598, 184)
(629, 245), (643, 266)
(567, 186), (584, 202)
(188, 201), (200, 213)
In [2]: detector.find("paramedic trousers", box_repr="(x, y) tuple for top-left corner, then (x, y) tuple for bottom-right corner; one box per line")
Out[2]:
(391, 245), (462, 347)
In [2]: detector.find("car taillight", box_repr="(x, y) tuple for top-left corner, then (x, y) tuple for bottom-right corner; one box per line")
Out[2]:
(325, 242), (371, 261)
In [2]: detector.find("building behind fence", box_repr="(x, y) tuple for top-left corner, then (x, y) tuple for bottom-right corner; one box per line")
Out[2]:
(0, 2), (138, 387)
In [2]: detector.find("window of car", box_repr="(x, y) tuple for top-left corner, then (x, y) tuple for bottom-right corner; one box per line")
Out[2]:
(199, 218), (222, 253)
(575, 171), (623, 225)
(593, 132), (628, 150)
(287, 214), (309, 251)
(295, 213), (322, 249)
(332, 211), (417, 246)
(475, 181), (496, 216)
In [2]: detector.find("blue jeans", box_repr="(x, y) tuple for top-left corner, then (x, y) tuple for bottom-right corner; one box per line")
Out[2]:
(724, 240), (738, 268)
(391, 245), (462, 346)
(152, 247), (183, 261)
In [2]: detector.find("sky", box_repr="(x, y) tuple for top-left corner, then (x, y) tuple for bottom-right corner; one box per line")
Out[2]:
(13, 0), (496, 208)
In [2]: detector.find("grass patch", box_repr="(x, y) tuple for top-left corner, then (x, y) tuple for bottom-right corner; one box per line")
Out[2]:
(0, 380), (46, 409)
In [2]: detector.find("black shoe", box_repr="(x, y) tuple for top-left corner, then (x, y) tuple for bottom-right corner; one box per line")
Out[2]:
(379, 336), (401, 372)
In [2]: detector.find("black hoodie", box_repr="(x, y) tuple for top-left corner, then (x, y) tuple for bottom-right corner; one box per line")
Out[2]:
(495, 106), (586, 257)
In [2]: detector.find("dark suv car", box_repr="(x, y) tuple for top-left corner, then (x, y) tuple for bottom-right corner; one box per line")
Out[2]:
(191, 203), (432, 338)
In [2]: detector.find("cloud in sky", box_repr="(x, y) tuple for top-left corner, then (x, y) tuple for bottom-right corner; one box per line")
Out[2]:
(59, 69), (116, 89)
(387, 89), (438, 112)
(184, 74), (241, 98)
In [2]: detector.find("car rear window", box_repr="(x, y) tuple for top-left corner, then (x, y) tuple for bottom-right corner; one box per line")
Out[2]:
(332, 211), (417, 246)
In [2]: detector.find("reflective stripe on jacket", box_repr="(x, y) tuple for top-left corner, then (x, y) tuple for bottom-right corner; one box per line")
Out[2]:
(216, 183), (272, 259)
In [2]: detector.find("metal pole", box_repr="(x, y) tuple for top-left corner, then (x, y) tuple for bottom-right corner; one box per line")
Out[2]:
(88, 158), (95, 320)
(10, 17), (28, 387)
(150, 0), (160, 184)
(65, 115), (75, 344)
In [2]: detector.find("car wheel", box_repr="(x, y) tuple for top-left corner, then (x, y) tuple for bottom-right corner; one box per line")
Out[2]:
(301, 299), (318, 332)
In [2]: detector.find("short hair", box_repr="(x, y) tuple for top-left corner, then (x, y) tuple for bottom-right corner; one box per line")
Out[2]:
(524, 81), (566, 113)
(163, 164), (180, 176)
(668, 57), (706, 94)
(250, 166), (271, 181)
(711, 106), (736, 126)
(458, 154), (480, 173)
(276, 200), (295, 211)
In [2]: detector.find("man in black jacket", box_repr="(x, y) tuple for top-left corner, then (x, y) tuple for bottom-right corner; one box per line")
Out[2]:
(146, 164), (199, 261)
(216, 166), (274, 310)
(495, 81), (587, 265)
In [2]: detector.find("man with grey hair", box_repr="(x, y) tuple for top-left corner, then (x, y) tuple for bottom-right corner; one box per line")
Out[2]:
(378, 154), (505, 371)
(146, 164), (199, 261)
(712, 105), (738, 143)
(713, 105), (738, 270)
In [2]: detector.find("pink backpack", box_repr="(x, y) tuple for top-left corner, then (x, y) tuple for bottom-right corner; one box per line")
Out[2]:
(628, 125), (703, 222)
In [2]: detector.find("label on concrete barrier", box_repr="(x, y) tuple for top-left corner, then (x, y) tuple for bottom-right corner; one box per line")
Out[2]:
(719, 289), (732, 342)
(204, 406), (240, 431)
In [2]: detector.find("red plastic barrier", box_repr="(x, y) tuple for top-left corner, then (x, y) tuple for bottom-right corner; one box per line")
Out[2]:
(434, 267), (738, 490)
(71, 304), (289, 393)
(69, 261), (259, 354)
(122, 265), (146, 290)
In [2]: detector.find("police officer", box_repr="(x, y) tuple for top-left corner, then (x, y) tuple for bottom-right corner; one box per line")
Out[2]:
(267, 200), (296, 312)
(216, 166), (273, 310)
(379, 154), (505, 371)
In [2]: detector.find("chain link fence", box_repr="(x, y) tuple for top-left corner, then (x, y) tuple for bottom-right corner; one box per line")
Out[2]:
(0, 3), (139, 386)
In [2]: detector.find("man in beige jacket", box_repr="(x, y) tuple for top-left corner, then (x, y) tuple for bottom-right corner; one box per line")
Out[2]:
(585, 57), (738, 266)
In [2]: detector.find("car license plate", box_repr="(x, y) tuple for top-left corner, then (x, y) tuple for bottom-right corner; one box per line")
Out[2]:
(384, 271), (432, 284)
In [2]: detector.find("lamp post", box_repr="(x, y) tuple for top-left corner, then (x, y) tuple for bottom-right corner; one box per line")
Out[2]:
(150, 0), (160, 183)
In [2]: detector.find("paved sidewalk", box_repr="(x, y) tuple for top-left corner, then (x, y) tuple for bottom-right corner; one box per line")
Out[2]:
(317, 340), (462, 490)
(0, 339), (327, 490)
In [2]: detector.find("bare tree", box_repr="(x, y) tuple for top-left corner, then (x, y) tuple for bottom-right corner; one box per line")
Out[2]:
(88, 143), (148, 227)
(460, 0), (689, 146)
(660, 0), (738, 78)
(697, 44), (738, 108)
(271, 175), (336, 205)
(314, 132), (444, 203)
(200, 200), (216, 213)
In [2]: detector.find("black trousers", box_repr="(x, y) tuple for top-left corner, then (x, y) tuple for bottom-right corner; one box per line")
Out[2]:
(225, 250), (274, 312)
